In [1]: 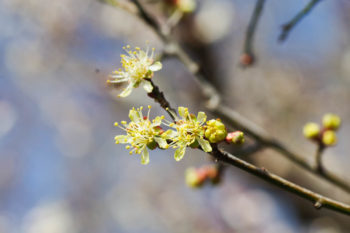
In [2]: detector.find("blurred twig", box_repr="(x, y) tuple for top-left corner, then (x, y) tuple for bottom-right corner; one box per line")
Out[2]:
(101, 0), (350, 193)
(279, 0), (323, 42)
(241, 0), (266, 67)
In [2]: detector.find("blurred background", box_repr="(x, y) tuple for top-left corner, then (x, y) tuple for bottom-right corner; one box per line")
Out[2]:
(1, 0), (350, 232)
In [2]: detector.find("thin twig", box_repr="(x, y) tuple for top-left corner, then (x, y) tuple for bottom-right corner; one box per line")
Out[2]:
(146, 79), (178, 121)
(241, 0), (266, 67)
(315, 144), (325, 174)
(102, 0), (350, 193)
(211, 146), (350, 216)
(279, 0), (323, 42)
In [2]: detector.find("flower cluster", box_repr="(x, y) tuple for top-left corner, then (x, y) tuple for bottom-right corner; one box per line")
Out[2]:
(110, 45), (242, 165)
(303, 113), (341, 146)
(114, 106), (233, 164)
(107, 45), (162, 97)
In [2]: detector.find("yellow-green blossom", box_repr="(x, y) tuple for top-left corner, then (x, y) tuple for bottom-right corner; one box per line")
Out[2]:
(108, 45), (162, 97)
(165, 107), (212, 161)
(114, 106), (168, 165)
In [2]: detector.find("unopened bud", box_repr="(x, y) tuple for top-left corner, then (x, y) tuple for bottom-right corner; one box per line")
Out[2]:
(226, 131), (245, 144)
(185, 167), (204, 188)
(322, 113), (341, 130)
(303, 122), (320, 139)
(322, 130), (337, 146)
(205, 119), (227, 143)
(240, 53), (255, 67)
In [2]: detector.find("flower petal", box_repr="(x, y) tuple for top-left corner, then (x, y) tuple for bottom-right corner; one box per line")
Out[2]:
(142, 80), (153, 93)
(174, 146), (186, 161)
(197, 137), (212, 152)
(197, 111), (207, 123)
(178, 107), (187, 118)
(141, 148), (150, 165)
(164, 129), (178, 139)
(153, 116), (163, 126)
(154, 137), (168, 149)
(149, 61), (162, 71)
(128, 108), (140, 122)
(118, 83), (133, 97)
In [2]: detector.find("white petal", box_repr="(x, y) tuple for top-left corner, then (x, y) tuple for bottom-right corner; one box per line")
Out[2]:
(118, 83), (133, 97)
(149, 61), (162, 71)
(153, 116), (163, 126)
(141, 148), (150, 165)
(164, 129), (178, 139)
(129, 109), (140, 122)
(178, 107), (187, 118)
(142, 80), (153, 93)
(174, 146), (186, 161)
(154, 137), (168, 149)
(197, 138), (212, 152)
(197, 112), (207, 123)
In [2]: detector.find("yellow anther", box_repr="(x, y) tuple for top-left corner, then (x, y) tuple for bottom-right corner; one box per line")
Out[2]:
(114, 122), (119, 126)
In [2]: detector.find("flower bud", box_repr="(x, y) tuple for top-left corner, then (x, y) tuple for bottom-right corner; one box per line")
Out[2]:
(205, 119), (227, 143)
(226, 131), (245, 144)
(176, 0), (196, 13)
(303, 122), (320, 139)
(185, 167), (204, 188)
(322, 113), (341, 130)
(322, 130), (337, 146)
(240, 53), (255, 67)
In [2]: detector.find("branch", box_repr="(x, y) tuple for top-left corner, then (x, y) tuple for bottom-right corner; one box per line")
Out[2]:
(211, 146), (350, 216)
(279, 0), (323, 42)
(241, 0), (266, 67)
(102, 0), (350, 193)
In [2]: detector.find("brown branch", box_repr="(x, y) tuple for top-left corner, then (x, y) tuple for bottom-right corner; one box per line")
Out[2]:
(211, 146), (350, 216)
